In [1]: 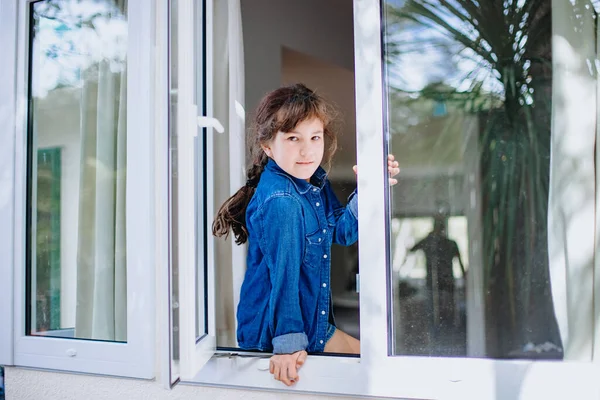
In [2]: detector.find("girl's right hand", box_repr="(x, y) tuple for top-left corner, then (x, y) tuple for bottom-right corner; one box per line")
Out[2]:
(269, 350), (308, 386)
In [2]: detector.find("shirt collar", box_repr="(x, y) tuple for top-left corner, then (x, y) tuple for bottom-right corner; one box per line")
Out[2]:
(265, 158), (327, 194)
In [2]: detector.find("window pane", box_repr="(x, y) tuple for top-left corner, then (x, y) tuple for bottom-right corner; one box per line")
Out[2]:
(385, 0), (596, 359)
(28, 0), (128, 342)
(169, 0), (181, 369)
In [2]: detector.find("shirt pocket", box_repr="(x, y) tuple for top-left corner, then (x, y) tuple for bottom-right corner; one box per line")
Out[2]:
(304, 227), (326, 269)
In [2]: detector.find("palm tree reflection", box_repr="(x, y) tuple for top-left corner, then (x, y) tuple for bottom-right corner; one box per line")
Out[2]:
(385, 0), (567, 358)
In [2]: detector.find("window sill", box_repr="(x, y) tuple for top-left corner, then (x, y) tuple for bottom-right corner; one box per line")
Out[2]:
(182, 352), (600, 399)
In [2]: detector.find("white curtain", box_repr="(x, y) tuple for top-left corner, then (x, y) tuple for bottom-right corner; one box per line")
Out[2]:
(548, 0), (596, 361)
(214, 0), (246, 347)
(75, 0), (128, 342)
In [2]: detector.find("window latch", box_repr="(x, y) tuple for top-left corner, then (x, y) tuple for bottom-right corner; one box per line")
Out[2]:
(197, 116), (224, 134)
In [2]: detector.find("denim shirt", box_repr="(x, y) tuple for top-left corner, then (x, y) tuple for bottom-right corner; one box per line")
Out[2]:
(237, 159), (358, 354)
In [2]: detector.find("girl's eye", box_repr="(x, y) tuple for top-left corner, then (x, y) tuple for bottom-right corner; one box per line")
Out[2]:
(288, 136), (298, 141)
(312, 136), (322, 141)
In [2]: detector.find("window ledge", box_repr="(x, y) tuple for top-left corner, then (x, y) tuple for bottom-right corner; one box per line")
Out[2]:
(182, 353), (600, 399)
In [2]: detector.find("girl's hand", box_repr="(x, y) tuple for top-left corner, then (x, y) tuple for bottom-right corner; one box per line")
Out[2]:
(352, 154), (401, 186)
(387, 154), (400, 185)
(269, 350), (307, 386)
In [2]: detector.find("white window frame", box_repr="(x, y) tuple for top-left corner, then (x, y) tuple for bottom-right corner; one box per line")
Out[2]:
(173, 0), (600, 398)
(0, 0), (18, 368)
(7, 0), (156, 378)
(174, 0), (218, 382)
(155, 0), (173, 389)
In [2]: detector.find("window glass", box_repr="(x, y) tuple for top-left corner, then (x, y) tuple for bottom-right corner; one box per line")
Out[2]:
(27, 0), (128, 342)
(385, 0), (597, 359)
(169, 0), (181, 366)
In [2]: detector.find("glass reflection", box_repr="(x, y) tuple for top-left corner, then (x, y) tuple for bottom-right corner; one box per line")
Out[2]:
(28, 0), (128, 342)
(385, 0), (597, 359)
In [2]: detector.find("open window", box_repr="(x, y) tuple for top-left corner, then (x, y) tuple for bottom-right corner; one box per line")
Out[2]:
(168, 0), (219, 381)
(170, 0), (362, 382)
(172, 0), (600, 397)
(5, 0), (155, 378)
(168, 0), (247, 381)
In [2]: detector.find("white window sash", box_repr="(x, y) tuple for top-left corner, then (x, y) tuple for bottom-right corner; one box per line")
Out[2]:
(354, 0), (600, 397)
(0, 0), (18, 367)
(11, 0), (155, 378)
(176, 0), (217, 381)
(155, 0), (172, 389)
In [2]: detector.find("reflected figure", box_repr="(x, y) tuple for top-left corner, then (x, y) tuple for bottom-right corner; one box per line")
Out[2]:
(409, 216), (465, 333)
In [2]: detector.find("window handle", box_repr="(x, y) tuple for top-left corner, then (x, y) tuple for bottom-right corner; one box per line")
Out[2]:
(197, 116), (224, 134)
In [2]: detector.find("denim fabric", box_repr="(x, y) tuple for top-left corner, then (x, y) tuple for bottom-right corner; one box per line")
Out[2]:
(237, 159), (358, 354)
(325, 323), (336, 345)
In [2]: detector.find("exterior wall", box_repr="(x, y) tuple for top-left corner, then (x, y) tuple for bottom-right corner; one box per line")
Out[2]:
(5, 367), (356, 400)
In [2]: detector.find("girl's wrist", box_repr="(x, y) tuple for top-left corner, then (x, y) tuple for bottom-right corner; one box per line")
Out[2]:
(272, 332), (308, 354)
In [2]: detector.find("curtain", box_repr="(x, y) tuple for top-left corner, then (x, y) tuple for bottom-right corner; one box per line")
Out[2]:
(214, 0), (246, 347)
(75, 0), (128, 342)
(548, 0), (596, 360)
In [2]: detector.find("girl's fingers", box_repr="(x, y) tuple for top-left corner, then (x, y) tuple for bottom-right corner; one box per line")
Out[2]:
(296, 350), (307, 366)
(273, 365), (281, 381)
(388, 154), (400, 186)
(279, 363), (294, 386)
(287, 364), (299, 385)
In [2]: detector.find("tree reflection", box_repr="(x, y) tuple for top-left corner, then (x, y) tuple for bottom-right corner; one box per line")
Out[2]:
(385, 0), (571, 357)
(32, 0), (127, 97)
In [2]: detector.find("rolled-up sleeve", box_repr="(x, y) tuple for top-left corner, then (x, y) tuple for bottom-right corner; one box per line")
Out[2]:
(258, 195), (308, 354)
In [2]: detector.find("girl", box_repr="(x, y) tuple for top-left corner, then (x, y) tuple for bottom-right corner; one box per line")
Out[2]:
(213, 83), (399, 386)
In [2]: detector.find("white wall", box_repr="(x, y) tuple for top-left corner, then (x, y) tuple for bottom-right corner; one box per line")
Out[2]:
(241, 0), (354, 127)
(5, 367), (359, 399)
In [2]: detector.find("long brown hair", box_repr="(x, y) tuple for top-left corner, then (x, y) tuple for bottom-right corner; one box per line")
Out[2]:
(212, 83), (339, 244)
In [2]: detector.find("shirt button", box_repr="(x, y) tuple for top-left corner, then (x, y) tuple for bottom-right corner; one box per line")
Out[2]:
(321, 310), (326, 315)
(318, 238), (322, 242)
(320, 340), (324, 344)
(323, 254), (328, 259)
(313, 188), (318, 192)
(322, 283), (327, 287)
(322, 229), (327, 234)
(316, 202), (320, 207)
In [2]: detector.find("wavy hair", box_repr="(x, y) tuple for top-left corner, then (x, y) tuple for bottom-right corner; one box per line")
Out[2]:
(212, 83), (339, 244)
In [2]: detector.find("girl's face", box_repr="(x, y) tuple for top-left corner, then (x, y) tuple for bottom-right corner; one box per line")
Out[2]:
(262, 117), (325, 181)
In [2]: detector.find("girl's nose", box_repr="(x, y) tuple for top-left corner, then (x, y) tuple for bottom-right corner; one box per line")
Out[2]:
(299, 146), (307, 156)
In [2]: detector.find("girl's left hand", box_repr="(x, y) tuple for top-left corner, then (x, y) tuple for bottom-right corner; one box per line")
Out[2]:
(387, 154), (400, 185)
(352, 154), (400, 186)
